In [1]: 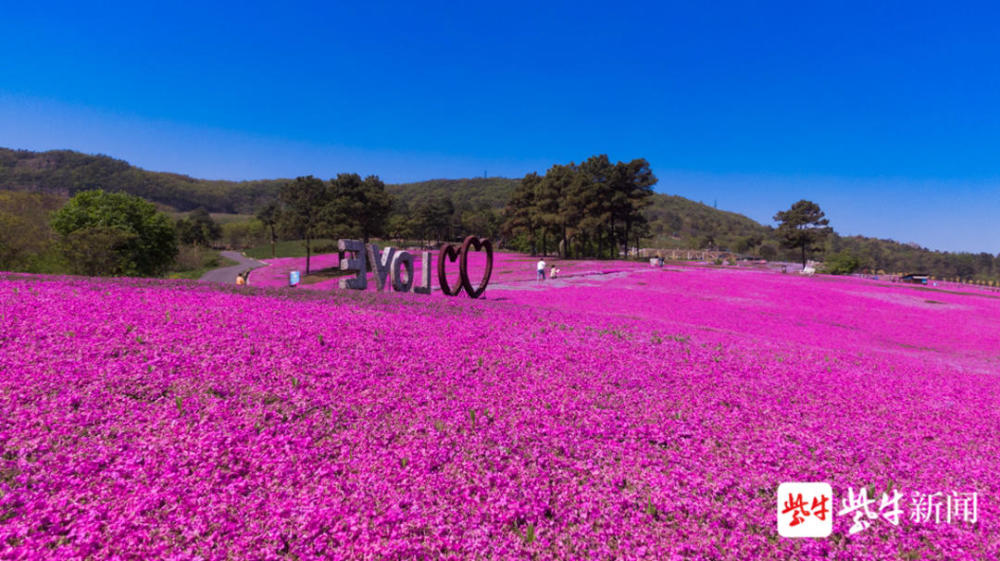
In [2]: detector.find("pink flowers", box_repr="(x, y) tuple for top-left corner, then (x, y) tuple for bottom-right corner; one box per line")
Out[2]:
(1, 263), (998, 559)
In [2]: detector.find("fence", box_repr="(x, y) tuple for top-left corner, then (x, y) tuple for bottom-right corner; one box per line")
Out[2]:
(636, 248), (739, 262)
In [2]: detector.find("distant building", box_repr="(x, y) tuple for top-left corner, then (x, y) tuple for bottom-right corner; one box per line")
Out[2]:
(900, 273), (929, 284)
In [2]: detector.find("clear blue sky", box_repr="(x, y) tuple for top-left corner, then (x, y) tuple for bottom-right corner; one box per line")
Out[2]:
(2, 1), (999, 253)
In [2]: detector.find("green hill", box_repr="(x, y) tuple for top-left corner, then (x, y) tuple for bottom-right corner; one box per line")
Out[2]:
(0, 149), (768, 249)
(644, 194), (771, 250)
(0, 148), (521, 216)
(0, 148), (284, 213)
(385, 177), (519, 210)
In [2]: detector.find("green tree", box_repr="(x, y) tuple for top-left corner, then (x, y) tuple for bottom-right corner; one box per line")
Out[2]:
(503, 172), (542, 255)
(459, 206), (501, 240)
(953, 253), (975, 280)
(0, 191), (62, 271)
(759, 242), (778, 261)
(823, 250), (861, 275)
(413, 196), (455, 243)
(278, 176), (328, 274)
(773, 200), (832, 267)
(256, 201), (280, 258)
(175, 208), (221, 246)
(384, 213), (413, 243)
(523, 155), (657, 259)
(734, 233), (764, 255)
(611, 158), (656, 257)
(574, 156), (613, 258)
(535, 163), (577, 256)
(59, 227), (137, 276)
(326, 173), (394, 244)
(51, 189), (177, 276)
(220, 220), (267, 250)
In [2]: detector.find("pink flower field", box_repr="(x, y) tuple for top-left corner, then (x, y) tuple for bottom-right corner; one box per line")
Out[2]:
(2, 256), (998, 559)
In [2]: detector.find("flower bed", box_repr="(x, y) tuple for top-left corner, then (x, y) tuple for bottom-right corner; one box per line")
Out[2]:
(1, 263), (997, 559)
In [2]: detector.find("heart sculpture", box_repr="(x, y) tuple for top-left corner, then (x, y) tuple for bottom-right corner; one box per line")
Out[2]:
(459, 236), (493, 299)
(436, 243), (463, 296)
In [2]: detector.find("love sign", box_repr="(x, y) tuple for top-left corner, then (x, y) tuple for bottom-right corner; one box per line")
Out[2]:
(338, 236), (494, 298)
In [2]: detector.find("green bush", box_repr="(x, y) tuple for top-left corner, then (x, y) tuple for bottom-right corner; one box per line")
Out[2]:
(51, 190), (177, 277)
(823, 251), (861, 275)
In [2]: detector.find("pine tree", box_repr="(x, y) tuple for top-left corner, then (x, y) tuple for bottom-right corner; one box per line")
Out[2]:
(774, 200), (832, 267)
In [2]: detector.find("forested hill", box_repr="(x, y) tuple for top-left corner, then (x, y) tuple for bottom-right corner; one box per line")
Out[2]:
(646, 194), (769, 249)
(0, 148), (284, 213)
(0, 149), (519, 215)
(0, 148), (767, 241)
(385, 177), (519, 210)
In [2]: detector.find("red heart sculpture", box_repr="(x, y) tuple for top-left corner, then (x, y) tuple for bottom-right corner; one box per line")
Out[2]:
(459, 236), (493, 299)
(436, 243), (463, 296)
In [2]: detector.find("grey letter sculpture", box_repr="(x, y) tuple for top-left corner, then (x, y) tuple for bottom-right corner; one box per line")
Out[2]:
(412, 251), (432, 294)
(338, 239), (367, 290)
(366, 244), (395, 291)
(390, 251), (415, 292)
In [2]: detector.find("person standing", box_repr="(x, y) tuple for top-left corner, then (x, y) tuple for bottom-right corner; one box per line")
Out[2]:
(537, 258), (547, 281)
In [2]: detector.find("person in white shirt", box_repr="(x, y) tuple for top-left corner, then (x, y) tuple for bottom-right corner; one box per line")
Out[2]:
(537, 258), (546, 281)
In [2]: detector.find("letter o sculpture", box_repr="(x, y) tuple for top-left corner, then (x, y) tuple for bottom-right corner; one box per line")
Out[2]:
(437, 236), (493, 298)
(437, 243), (463, 296)
(390, 251), (415, 293)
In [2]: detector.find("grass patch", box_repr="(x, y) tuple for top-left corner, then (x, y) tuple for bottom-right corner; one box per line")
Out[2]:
(299, 266), (353, 285)
(168, 212), (255, 225)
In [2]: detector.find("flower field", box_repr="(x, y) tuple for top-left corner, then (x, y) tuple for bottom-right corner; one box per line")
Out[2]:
(1, 256), (998, 559)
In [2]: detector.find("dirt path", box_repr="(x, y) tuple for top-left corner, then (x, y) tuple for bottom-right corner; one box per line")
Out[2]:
(199, 251), (267, 284)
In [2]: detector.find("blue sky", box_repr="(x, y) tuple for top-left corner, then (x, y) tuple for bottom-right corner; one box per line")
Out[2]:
(2, 1), (999, 253)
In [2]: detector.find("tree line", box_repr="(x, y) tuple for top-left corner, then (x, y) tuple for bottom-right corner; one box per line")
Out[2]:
(502, 155), (657, 258)
(257, 175), (518, 274)
(256, 174), (393, 274)
(0, 190), (252, 277)
(4, 147), (1000, 281)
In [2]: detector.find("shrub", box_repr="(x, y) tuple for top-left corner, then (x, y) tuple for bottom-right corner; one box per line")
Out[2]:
(823, 251), (861, 275)
(51, 190), (177, 276)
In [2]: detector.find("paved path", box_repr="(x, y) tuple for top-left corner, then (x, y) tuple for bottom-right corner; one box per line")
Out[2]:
(199, 251), (268, 284)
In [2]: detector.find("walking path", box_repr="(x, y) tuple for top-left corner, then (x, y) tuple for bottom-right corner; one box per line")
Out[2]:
(199, 251), (268, 284)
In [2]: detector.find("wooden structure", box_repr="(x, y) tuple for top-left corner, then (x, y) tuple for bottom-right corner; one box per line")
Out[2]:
(899, 273), (929, 284)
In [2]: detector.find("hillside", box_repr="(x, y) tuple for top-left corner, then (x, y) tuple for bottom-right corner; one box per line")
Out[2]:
(385, 177), (519, 210)
(0, 148), (767, 245)
(0, 148), (284, 213)
(644, 194), (771, 250)
(0, 149), (521, 216)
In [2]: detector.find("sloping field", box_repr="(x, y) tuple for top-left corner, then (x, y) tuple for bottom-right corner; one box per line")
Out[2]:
(1, 259), (997, 559)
